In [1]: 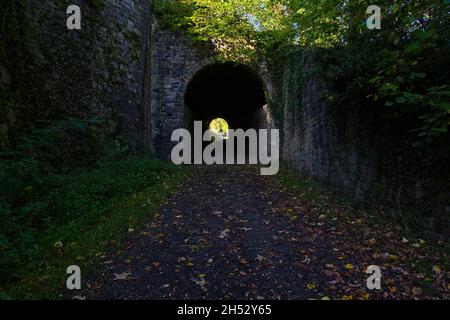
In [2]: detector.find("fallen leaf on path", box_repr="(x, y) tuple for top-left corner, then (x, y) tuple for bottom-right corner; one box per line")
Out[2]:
(113, 272), (132, 281)
(412, 287), (423, 296)
(307, 283), (316, 289)
(219, 229), (230, 239)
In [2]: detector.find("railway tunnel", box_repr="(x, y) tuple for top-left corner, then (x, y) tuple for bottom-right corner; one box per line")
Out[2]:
(183, 62), (270, 162)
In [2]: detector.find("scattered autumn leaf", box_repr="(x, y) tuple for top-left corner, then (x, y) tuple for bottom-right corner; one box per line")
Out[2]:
(307, 283), (316, 290)
(361, 293), (370, 300)
(113, 272), (131, 281)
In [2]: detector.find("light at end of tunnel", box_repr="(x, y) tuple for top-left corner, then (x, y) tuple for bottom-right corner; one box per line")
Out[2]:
(209, 118), (229, 140)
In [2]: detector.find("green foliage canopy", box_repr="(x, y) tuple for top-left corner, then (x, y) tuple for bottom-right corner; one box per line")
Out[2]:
(153, 0), (450, 145)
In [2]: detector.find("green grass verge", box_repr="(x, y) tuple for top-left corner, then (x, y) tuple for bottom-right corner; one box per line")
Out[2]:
(0, 156), (190, 299)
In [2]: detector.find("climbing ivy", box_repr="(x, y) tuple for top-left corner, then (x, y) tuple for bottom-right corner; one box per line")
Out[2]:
(87, 0), (106, 11)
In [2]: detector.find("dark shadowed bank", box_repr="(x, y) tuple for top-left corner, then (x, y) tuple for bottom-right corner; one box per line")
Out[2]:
(0, 154), (190, 299)
(0, 0), (449, 300)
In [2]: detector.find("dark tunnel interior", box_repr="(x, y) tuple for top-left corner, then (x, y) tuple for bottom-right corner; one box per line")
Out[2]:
(184, 63), (267, 132)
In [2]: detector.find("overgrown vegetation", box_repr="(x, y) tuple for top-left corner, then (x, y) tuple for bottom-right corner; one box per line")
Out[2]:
(87, 0), (106, 11)
(0, 1), (191, 298)
(153, 0), (450, 237)
(0, 154), (189, 299)
(0, 0), (448, 298)
(0, 0), (117, 155)
(153, 0), (450, 146)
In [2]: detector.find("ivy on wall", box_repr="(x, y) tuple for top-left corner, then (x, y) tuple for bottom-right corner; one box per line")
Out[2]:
(152, 0), (450, 148)
(151, 0), (450, 236)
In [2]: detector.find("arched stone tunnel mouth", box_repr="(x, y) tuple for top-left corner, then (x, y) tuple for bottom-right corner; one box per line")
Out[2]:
(184, 62), (267, 133)
(183, 62), (268, 161)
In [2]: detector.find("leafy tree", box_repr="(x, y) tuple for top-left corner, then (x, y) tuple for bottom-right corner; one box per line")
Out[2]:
(153, 0), (450, 146)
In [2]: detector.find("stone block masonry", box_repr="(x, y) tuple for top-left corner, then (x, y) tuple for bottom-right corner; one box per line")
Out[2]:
(277, 50), (449, 238)
(27, 0), (152, 150)
(18, 1), (447, 237)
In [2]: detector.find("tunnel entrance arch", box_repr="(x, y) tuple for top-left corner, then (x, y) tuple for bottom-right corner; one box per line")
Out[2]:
(182, 61), (275, 163)
(183, 62), (272, 135)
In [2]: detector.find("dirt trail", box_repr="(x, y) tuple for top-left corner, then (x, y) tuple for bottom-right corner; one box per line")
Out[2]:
(84, 166), (448, 300)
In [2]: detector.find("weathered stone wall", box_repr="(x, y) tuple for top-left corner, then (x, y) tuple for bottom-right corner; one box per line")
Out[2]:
(276, 50), (449, 238)
(26, 0), (152, 149)
(148, 22), (275, 158)
(9, 1), (274, 158)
